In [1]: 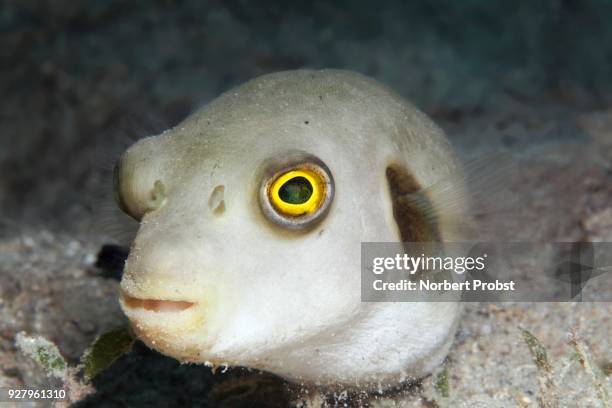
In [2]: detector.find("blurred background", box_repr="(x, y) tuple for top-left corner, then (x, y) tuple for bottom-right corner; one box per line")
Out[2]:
(1, 1), (611, 406)
(2, 0), (612, 226)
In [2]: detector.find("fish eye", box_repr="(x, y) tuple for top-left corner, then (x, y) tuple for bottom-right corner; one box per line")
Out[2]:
(271, 170), (319, 214)
(260, 159), (334, 229)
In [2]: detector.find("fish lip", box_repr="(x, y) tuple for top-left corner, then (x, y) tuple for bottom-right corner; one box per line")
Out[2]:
(119, 289), (196, 312)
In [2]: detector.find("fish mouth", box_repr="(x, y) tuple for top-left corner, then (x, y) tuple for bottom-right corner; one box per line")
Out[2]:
(119, 289), (210, 361)
(120, 291), (196, 312)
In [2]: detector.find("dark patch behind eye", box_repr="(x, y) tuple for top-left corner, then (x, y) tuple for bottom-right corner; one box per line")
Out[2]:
(386, 164), (441, 243)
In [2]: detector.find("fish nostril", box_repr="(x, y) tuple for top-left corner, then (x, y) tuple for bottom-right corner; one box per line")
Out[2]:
(208, 185), (225, 215)
(146, 180), (167, 213)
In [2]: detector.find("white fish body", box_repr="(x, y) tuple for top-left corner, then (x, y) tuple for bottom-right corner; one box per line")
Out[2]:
(115, 70), (467, 389)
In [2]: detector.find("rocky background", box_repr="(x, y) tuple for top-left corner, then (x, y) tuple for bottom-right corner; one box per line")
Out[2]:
(1, 1), (611, 407)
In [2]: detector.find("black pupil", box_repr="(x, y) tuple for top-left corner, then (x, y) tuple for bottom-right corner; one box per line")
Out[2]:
(279, 177), (313, 204)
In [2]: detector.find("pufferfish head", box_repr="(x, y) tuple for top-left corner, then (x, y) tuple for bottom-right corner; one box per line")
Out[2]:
(115, 69), (466, 385)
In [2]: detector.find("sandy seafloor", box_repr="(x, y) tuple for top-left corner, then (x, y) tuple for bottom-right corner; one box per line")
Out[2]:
(1, 1), (611, 407)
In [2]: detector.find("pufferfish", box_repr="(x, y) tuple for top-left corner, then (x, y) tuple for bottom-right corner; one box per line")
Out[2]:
(114, 70), (468, 390)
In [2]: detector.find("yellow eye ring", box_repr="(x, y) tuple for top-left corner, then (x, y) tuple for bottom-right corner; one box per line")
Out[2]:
(259, 157), (334, 230)
(269, 169), (325, 216)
